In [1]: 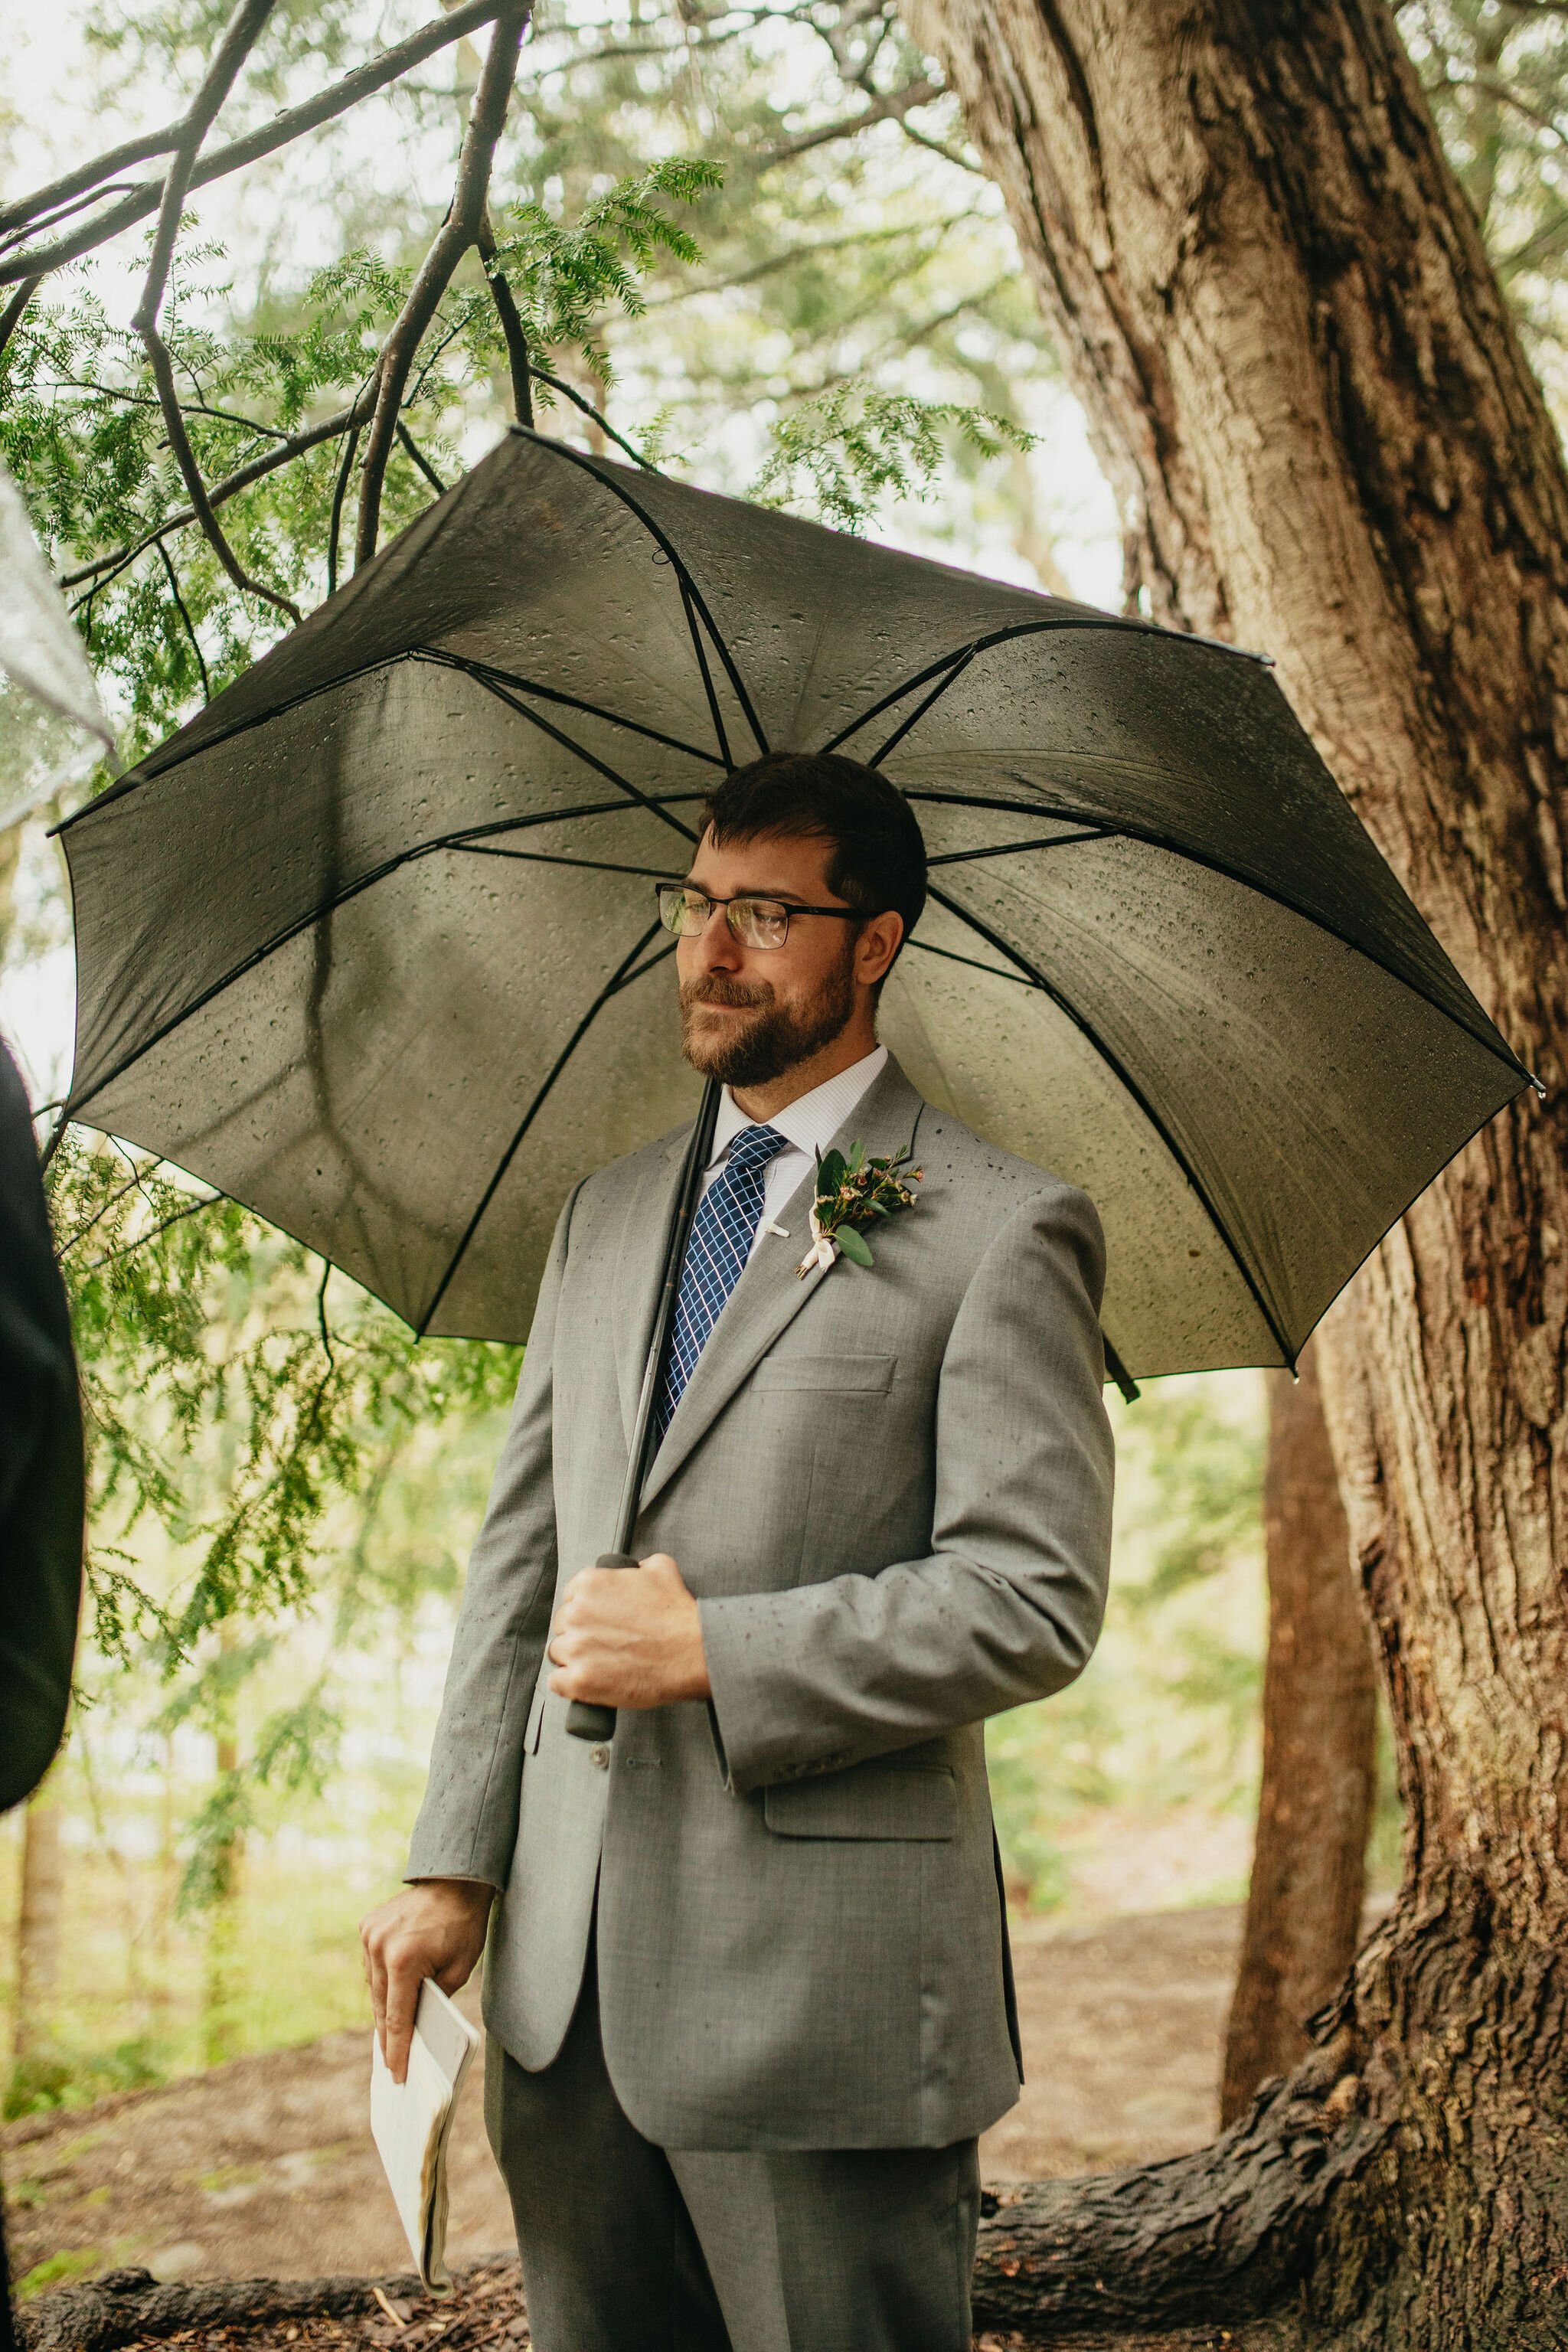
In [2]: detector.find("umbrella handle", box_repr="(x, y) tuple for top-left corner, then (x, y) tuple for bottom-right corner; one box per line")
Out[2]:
(565, 1553), (639, 1743)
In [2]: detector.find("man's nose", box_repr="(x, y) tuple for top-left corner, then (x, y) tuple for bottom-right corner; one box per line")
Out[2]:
(688, 903), (742, 972)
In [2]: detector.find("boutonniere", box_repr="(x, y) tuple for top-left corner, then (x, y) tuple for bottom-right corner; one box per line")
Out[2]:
(796, 1141), (923, 1279)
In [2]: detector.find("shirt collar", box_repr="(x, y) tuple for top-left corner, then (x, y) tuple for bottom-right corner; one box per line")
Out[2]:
(710, 1044), (888, 1166)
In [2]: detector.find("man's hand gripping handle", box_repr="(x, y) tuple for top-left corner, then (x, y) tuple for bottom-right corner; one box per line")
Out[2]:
(565, 1552), (636, 1741)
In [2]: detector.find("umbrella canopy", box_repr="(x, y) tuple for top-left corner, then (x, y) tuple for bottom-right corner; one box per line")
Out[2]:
(57, 430), (1530, 1378)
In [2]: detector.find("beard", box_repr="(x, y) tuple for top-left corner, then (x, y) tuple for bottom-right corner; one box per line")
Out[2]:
(680, 949), (858, 1088)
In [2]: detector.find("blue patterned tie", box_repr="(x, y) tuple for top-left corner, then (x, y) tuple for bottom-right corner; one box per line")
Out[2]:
(654, 1123), (790, 1442)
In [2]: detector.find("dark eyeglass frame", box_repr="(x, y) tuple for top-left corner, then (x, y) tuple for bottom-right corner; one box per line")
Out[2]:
(655, 882), (864, 950)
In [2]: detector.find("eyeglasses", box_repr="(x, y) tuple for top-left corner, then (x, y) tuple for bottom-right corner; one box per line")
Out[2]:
(655, 883), (863, 952)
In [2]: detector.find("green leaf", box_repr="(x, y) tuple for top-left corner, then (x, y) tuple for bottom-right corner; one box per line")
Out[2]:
(836, 1226), (874, 1269)
(847, 1140), (865, 1173)
(818, 1149), (846, 1194)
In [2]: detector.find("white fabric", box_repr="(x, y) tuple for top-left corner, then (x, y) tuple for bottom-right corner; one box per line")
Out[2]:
(704, 1044), (888, 1260)
(0, 456), (115, 827)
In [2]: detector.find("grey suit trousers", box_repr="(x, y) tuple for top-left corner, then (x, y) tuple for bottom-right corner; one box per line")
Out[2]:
(485, 1942), (980, 2352)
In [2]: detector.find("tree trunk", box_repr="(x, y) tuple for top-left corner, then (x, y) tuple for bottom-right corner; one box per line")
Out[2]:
(1221, 1339), (1377, 2125)
(202, 1731), (243, 2068)
(14, 1782), (64, 2062)
(899, 0), (1568, 2340)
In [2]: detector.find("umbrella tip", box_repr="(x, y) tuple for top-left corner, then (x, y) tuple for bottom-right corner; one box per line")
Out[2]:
(1102, 1333), (1139, 1404)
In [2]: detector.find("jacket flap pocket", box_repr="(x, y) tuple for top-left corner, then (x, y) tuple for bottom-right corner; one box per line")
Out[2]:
(764, 1763), (956, 1841)
(524, 1674), (548, 1756)
(752, 1353), (896, 1396)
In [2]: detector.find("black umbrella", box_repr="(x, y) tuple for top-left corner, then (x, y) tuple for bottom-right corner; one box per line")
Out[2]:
(55, 429), (1530, 1390)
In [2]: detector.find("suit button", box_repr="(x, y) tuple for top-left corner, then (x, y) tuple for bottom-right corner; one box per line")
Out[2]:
(590, 1744), (610, 1770)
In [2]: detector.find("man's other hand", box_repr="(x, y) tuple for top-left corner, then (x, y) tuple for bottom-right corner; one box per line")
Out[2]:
(360, 1877), (493, 2083)
(547, 1552), (710, 1710)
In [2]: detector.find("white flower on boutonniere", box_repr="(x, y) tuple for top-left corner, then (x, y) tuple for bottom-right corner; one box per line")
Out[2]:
(795, 1141), (923, 1281)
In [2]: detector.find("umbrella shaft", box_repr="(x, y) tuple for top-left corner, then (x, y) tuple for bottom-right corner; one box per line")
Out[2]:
(565, 1078), (722, 1744)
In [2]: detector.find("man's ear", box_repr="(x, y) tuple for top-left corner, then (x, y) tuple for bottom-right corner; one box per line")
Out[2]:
(856, 910), (905, 988)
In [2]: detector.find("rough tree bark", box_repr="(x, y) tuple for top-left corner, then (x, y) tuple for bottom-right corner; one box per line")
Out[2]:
(1221, 1339), (1377, 2125)
(897, 1), (1568, 2342)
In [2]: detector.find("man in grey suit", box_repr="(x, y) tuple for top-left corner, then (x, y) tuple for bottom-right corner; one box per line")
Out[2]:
(362, 753), (1114, 2351)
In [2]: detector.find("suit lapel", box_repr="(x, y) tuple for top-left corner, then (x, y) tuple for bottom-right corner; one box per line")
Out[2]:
(611, 1125), (692, 1449)
(635, 1056), (926, 1513)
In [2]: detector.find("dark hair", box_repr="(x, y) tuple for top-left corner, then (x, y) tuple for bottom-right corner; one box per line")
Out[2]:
(699, 753), (927, 954)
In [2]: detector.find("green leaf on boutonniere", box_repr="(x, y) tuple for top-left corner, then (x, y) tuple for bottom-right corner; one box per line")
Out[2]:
(799, 1138), (923, 1277)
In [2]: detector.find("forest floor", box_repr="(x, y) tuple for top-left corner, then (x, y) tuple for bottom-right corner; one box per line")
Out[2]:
(6, 1903), (1285, 2349)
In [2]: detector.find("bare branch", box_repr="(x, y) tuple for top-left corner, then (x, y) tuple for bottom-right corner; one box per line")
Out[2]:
(325, 423), (362, 598)
(355, 7), (531, 569)
(119, 0), (310, 626)
(478, 211), (533, 424)
(0, 183), (154, 267)
(748, 76), (940, 171)
(46, 373), (298, 441)
(62, 397), (369, 599)
(524, 362), (658, 472)
(155, 537), (211, 703)
(0, 1), (508, 287)
(0, 273), (41, 365)
(899, 117), (983, 174)
(132, 0), (279, 335)
(527, 17), (764, 75)
(396, 417), (448, 495)
(1501, 201), (1568, 276)
(58, 1160), (168, 1256)
(139, 328), (301, 621)
(80, 1191), (220, 1273)
(635, 217), (965, 312)
(0, 127), (187, 242)
(315, 1257), (336, 1376)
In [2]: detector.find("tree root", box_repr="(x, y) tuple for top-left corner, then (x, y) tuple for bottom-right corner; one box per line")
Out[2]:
(972, 2030), (1393, 2341)
(17, 2039), (1391, 2352)
(15, 2257), (522, 2352)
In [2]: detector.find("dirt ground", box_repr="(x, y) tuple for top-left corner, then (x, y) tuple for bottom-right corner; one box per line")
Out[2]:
(3, 1905), (1244, 2297)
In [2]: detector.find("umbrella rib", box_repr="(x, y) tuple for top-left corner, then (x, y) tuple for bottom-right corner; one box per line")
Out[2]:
(607, 939), (678, 993)
(59, 643), (512, 818)
(680, 577), (734, 771)
(903, 789), (1093, 817)
(59, 799), (689, 1126)
(926, 830), (1115, 867)
(416, 916), (668, 1336)
(442, 662), (699, 844)
(819, 614), (1169, 760)
(451, 846), (686, 880)
(909, 787), (1531, 1082)
(906, 939), (1044, 988)
(925, 880), (1298, 1367)
(867, 645), (978, 768)
(513, 430), (772, 759)
(58, 632), (724, 831)
(412, 648), (729, 769)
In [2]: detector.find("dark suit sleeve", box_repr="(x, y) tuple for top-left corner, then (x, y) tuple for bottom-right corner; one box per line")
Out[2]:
(404, 1184), (577, 1888)
(699, 1181), (1115, 1795)
(0, 1044), (83, 1814)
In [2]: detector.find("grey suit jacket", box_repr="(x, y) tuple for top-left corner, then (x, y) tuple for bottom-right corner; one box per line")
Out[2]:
(407, 1055), (1114, 2149)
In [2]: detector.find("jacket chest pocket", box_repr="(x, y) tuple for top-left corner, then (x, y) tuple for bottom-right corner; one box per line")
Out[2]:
(763, 1762), (956, 1841)
(752, 1353), (897, 1396)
